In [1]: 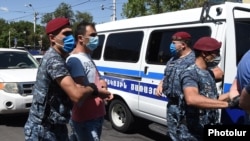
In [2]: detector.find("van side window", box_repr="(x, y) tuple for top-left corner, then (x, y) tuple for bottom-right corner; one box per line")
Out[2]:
(146, 27), (211, 65)
(103, 31), (143, 62)
(92, 35), (105, 60)
(235, 21), (250, 64)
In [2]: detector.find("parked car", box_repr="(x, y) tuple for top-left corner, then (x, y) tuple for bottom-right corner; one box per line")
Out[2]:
(33, 55), (43, 63)
(10, 46), (27, 51)
(0, 48), (39, 114)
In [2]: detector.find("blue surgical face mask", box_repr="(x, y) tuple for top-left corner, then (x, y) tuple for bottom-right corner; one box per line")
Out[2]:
(55, 35), (75, 53)
(86, 36), (99, 51)
(169, 43), (177, 56)
(62, 35), (75, 53)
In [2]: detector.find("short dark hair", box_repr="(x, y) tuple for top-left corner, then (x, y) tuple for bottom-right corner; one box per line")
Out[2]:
(74, 21), (96, 42)
(183, 40), (192, 47)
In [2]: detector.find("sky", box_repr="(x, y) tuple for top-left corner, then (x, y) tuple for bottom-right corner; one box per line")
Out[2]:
(0, 0), (127, 25)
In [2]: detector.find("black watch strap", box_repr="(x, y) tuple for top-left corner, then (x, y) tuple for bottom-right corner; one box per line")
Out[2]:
(87, 83), (98, 96)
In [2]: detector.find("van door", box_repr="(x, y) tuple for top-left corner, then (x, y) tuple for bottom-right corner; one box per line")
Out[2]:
(138, 25), (215, 125)
(95, 30), (144, 116)
(221, 2), (250, 124)
(138, 28), (167, 125)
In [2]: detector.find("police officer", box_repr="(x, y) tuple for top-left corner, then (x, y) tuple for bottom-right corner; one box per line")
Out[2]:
(165, 37), (233, 141)
(156, 31), (197, 140)
(156, 32), (224, 96)
(24, 18), (112, 141)
(156, 31), (194, 96)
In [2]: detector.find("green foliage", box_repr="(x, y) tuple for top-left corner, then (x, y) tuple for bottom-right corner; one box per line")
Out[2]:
(75, 11), (93, 23)
(0, 20), (44, 48)
(185, 0), (208, 9)
(54, 2), (74, 22)
(123, 0), (147, 18)
(0, 2), (93, 49)
(73, 11), (94, 31)
(122, 0), (229, 18)
(41, 13), (54, 24)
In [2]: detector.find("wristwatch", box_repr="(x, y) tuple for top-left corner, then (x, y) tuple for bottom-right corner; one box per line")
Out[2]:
(87, 83), (98, 96)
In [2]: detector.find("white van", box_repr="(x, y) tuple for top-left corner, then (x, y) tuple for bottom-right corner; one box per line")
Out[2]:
(0, 48), (38, 114)
(92, 2), (250, 133)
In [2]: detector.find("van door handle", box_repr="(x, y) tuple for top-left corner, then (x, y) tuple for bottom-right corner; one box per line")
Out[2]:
(144, 66), (148, 74)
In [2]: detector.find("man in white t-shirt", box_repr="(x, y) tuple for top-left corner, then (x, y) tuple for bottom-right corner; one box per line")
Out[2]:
(66, 21), (113, 141)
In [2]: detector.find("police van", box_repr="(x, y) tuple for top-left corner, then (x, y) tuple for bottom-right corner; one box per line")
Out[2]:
(92, 2), (250, 133)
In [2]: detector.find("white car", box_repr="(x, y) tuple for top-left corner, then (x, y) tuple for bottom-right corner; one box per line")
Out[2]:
(33, 55), (43, 63)
(0, 48), (39, 114)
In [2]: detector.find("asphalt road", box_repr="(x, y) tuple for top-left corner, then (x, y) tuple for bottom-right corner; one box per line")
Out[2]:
(0, 114), (171, 141)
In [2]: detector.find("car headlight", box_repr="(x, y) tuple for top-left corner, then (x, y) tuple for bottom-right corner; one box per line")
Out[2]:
(0, 82), (19, 93)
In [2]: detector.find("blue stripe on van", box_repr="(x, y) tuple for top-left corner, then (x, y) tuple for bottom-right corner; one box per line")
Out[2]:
(141, 72), (164, 79)
(97, 66), (164, 79)
(103, 75), (167, 101)
(98, 65), (247, 124)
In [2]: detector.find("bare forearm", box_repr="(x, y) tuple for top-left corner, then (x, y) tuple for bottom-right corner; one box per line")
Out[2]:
(185, 94), (228, 109)
(218, 93), (230, 101)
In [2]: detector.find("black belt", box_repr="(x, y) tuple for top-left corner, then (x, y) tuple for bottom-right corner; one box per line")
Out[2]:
(168, 97), (179, 105)
(42, 120), (65, 131)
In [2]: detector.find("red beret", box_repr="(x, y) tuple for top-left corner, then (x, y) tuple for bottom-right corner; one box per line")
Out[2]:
(45, 17), (70, 35)
(172, 31), (191, 40)
(193, 37), (221, 51)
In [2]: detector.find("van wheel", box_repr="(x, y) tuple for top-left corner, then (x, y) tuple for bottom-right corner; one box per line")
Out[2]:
(108, 99), (134, 133)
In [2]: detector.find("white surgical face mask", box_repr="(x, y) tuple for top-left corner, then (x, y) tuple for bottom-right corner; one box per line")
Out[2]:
(86, 36), (99, 51)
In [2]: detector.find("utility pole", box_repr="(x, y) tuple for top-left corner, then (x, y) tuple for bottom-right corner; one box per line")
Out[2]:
(33, 12), (37, 34)
(112, 0), (117, 21)
(9, 31), (10, 48)
(28, 4), (37, 34)
(101, 0), (117, 21)
(25, 4), (37, 47)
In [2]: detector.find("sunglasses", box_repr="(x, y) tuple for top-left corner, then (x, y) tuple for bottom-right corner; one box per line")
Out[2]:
(89, 33), (97, 37)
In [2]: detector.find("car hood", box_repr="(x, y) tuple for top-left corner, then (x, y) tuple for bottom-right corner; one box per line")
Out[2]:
(0, 69), (38, 82)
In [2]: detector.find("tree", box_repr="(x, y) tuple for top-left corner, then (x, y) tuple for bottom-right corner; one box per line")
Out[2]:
(122, 0), (148, 18)
(72, 11), (94, 30)
(185, 0), (207, 9)
(0, 19), (9, 47)
(161, 0), (185, 12)
(122, 0), (231, 18)
(41, 2), (74, 24)
(41, 13), (54, 24)
(74, 11), (93, 23)
(54, 2), (74, 22)
(122, 0), (187, 18)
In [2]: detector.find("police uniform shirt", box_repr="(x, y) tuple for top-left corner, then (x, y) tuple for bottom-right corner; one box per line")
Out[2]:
(24, 47), (73, 140)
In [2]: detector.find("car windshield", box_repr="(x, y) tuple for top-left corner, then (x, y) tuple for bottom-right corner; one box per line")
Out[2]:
(0, 51), (39, 69)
